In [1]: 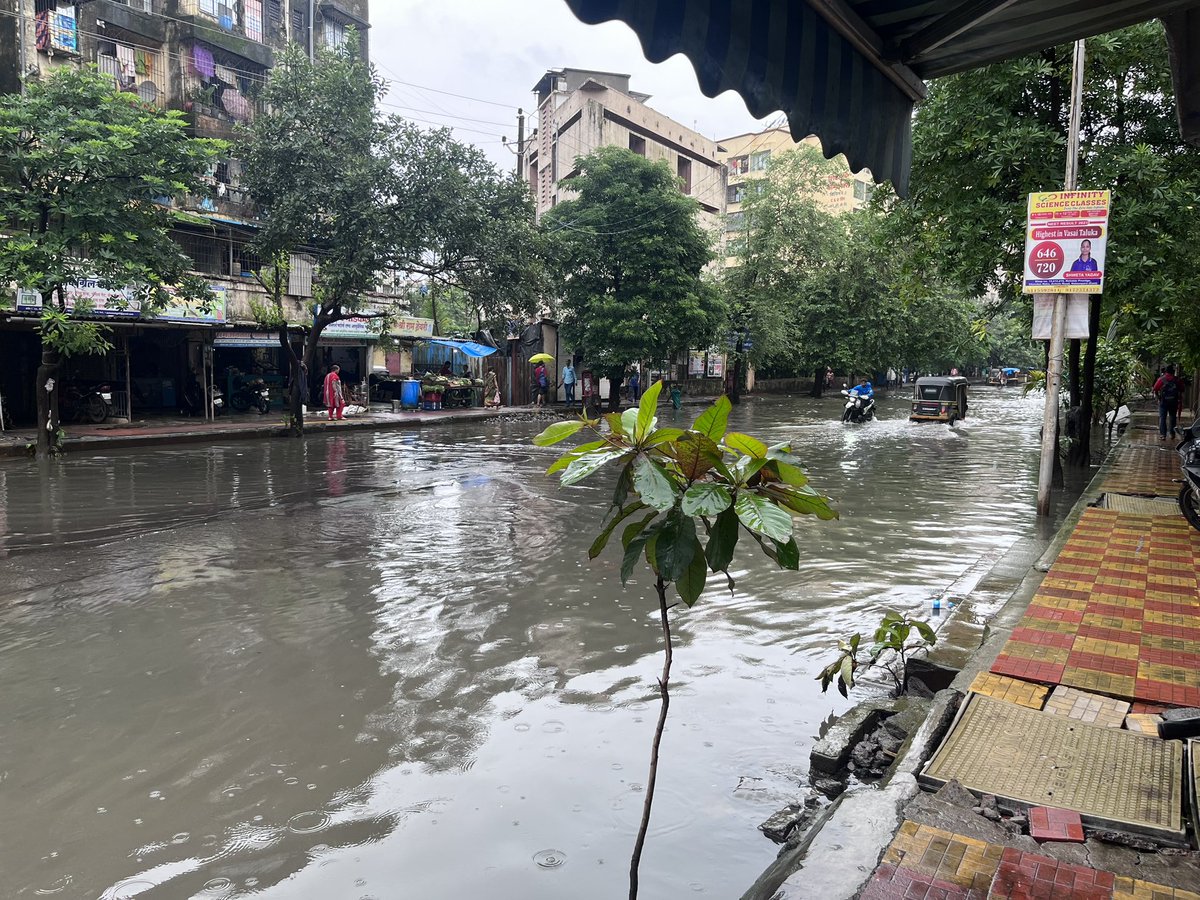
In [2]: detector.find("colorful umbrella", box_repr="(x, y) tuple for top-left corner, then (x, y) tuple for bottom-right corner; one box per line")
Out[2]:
(529, 353), (555, 364)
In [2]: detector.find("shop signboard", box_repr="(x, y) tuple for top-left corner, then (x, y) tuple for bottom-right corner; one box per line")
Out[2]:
(688, 350), (706, 376)
(1022, 190), (1110, 295)
(16, 281), (227, 324)
(214, 330), (278, 348)
(390, 317), (435, 339)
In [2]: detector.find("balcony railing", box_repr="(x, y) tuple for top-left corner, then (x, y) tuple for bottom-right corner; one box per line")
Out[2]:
(178, 0), (266, 45)
(95, 42), (167, 108)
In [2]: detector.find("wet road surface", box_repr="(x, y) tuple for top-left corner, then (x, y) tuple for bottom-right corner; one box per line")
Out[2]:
(0, 391), (1075, 899)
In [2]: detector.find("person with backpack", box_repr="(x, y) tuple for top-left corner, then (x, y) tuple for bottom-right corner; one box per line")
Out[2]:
(533, 363), (549, 408)
(1153, 365), (1182, 439)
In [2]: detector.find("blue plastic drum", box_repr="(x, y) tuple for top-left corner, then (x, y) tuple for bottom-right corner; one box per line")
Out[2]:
(400, 379), (421, 410)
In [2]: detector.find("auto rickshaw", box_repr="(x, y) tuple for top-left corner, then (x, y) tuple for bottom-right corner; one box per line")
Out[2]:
(910, 376), (969, 424)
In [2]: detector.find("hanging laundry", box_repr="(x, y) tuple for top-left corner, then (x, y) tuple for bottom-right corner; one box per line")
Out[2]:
(116, 44), (136, 79)
(214, 65), (238, 86)
(191, 45), (215, 80)
(135, 50), (147, 75)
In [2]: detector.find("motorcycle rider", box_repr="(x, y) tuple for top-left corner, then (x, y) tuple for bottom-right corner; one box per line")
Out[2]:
(848, 377), (874, 400)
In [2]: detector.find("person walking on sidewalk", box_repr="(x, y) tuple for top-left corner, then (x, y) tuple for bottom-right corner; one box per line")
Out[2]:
(562, 362), (577, 404)
(1153, 365), (1182, 439)
(323, 365), (345, 421)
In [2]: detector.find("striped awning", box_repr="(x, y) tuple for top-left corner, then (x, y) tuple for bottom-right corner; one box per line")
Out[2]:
(564, 0), (1200, 195)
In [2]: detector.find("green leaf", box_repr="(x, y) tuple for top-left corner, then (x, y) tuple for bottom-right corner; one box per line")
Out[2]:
(621, 407), (639, 437)
(681, 482), (733, 517)
(772, 535), (800, 570)
(611, 462), (634, 509)
(633, 456), (678, 511)
(691, 395), (731, 441)
(654, 509), (698, 582)
(622, 512), (657, 549)
(773, 461), (810, 487)
(635, 379), (663, 439)
(670, 432), (720, 481)
(676, 548), (708, 606)
(621, 518), (660, 584)
(588, 501), (647, 560)
(605, 412), (626, 437)
(725, 432), (767, 458)
(734, 492), (793, 542)
(546, 439), (608, 475)
(765, 485), (839, 520)
(705, 505), (739, 573)
(913, 620), (938, 645)
(839, 656), (855, 692)
(560, 449), (626, 486)
(646, 427), (685, 447)
(533, 419), (585, 446)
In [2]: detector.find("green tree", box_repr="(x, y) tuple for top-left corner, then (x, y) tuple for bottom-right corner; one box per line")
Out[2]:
(242, 42), (548, 432)
(534, 388), (836, 898)
(885, 22), (1200, 462)
(0, 67), (223, 457)
(544, 147), (724, 409)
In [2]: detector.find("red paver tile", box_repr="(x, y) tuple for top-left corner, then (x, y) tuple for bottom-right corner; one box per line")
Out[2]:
(859, 863), (978, 900)
(1064, 651), (1140, 678)
(1011, 627), (1077, 650)
(1029, 806), (1085, 842)
(991, 848), (1113, 899)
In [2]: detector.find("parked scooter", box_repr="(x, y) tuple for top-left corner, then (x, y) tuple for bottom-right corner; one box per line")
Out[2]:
(182, 380), (224, 417)
(1177, 419), (1200, 532)
(230, 377), (270, 414)
(61, 381), (112, 424)
(840, 389), (876, 423)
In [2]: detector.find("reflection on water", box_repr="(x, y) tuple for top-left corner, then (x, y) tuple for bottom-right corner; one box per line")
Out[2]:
(0, 392), (1079, 899)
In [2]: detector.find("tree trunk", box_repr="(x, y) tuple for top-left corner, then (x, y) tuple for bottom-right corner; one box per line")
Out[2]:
(279, 327), (306, 437)
(628, 575), (673, 900)
(34, 343), (62, 459)
(608, 368), (624, 412)
(1068, 340), (1081, 407)
(811, 366), (824, 398)
(729, 354), (743, 405)
(1068, 297), (1102, 466)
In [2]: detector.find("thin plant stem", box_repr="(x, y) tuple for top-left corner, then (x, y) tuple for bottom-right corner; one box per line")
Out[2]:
(628, 574), (673, 900)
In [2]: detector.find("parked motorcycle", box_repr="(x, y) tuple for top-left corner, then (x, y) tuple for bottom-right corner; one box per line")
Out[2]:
(1177, 419), (1200, 532)
(182, 380), (224, 417)
(61, 382), (112, 424)
(840, 389), (876, 423)
(230, 378), (270, 414)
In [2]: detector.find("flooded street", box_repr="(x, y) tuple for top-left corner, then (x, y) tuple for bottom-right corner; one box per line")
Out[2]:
(0, 391), (1074, 899)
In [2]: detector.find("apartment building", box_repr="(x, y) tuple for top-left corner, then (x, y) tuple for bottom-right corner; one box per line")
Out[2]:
(524, 67), (726, 227)
(0, 1), (413, 427)
(718, 128), (874, 266)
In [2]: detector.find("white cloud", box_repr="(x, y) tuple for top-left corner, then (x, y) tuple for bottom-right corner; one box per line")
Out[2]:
(369, 0), (775, 171)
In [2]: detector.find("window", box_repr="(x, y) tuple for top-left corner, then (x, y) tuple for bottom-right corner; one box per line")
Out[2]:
(676, 157), (692, 194)
(198, 0), (217, 16)
(728, 155), (748, 176)
(726, 183), (744, 205)
(749, 150), (770, 171)
(853, 180), (873, 203)
(244, 0), (263, 42)
(324, 17), (348, 49)
(725, 211), (745, 232)
(628, 134), (646, 156)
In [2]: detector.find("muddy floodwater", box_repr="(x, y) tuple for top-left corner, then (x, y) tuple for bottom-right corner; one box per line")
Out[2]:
(0, 392), (1077, 899)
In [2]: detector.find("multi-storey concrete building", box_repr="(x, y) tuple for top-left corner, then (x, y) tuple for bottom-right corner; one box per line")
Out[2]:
(0, 1), (419, 426)
(718, 128), (874, 266)
(524, 67), (726, 227)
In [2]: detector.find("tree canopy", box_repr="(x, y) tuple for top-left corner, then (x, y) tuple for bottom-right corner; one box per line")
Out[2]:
(544, 146), (725, 400)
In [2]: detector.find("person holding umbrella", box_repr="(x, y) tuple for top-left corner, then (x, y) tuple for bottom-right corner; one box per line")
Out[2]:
(529, 353), (554, 407)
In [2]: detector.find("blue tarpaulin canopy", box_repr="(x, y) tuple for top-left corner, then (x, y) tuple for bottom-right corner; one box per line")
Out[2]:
(424, 339), (498, 358)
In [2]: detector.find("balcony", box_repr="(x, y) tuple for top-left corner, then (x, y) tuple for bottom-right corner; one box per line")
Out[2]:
(183, 43), (268, 139)
(94, 41), (167, 108)
(176, 0), (275, 68)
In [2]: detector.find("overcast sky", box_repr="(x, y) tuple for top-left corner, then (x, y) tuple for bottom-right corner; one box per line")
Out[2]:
(369, 0), (775, 171)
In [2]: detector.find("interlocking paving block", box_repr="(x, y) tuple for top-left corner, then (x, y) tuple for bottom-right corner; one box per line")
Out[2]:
(967, 672), (1050, 710)
(1124, 713), (1163, 735)
(921, 694), (1186, 843)
(1029, 805), (1085, 842)
(1100, 446), (1181, 497)
(991, 847), (1114, 899)
(881, 821), (1002, 892)
(1103, 494), (1184, 516)
(991, 507), (1200, 708)
(1113, 875), (1200, 899)
(1044, 685), (1131, 728)
(859, 862), (978, 899)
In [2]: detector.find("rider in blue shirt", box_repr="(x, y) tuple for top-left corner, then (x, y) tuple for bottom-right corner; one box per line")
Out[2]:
(848, 377), (874, 399)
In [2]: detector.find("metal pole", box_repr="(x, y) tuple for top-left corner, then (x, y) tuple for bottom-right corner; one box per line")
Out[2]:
(16, 0), (27, 92)
(515, 108), (525, 176)
(125, 333), (133, 423)
(1036, 38), (1086, 517)
(308, 0), (315, 60)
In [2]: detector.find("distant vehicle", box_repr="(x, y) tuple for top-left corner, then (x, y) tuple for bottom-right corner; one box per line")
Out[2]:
(910, 376), (969, 425)
(988, 367), (1026, 386)
(61, 381), (113, 424)
(230, 377), (270, 414)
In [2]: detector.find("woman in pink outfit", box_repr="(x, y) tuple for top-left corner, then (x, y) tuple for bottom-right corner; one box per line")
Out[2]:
(323, 365), (345, 420)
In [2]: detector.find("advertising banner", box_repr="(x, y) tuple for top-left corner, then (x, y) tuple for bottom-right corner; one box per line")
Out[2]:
(1031, 295), (1091, 340)
(16, 282), (227, 324)
(688, 350), (706, 377)
(1022, 190), (1110, 294)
